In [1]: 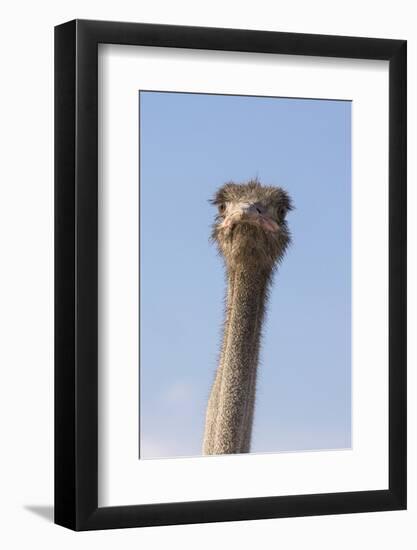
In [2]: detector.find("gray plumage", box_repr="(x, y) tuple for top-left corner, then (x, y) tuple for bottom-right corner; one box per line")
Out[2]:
(203, 180), (292, 455)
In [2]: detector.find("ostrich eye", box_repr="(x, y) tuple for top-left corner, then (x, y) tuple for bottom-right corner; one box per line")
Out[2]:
(218, 203), (226, 215)
(277, 206), (286, 219)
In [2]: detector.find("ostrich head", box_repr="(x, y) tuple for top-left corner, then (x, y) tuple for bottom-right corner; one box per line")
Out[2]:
(211, 180), (293, 271)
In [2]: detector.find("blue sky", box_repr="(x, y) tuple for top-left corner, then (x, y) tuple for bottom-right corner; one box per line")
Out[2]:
(139, 91), (351, 459)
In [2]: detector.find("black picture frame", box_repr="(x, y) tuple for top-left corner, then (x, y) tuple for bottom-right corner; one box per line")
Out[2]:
(55, 19), (407, 531)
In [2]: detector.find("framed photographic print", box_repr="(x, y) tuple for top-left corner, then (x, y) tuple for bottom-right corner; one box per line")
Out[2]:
(54, 19), (407, 530)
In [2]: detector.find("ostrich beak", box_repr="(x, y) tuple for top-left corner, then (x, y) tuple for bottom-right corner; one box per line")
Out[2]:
(222, 202), (279, 233)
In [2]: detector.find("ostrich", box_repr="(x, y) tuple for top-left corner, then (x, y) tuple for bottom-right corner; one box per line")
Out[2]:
(203, 180), (292, 455)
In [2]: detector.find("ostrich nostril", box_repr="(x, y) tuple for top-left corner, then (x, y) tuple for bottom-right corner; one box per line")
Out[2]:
(245, 203), (264, 216)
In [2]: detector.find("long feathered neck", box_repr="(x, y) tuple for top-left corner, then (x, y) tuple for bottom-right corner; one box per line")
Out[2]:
(204, 262), (271, 454)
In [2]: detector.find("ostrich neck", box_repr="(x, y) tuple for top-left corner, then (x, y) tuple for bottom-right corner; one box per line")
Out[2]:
(212, 262), (270, 454)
